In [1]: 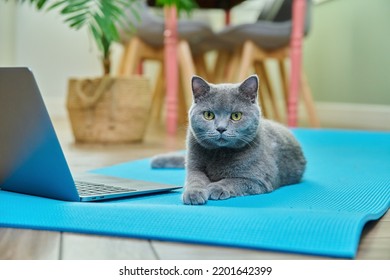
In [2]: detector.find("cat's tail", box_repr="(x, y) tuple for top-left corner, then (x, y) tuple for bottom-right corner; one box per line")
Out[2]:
(151, 152), (185, 169)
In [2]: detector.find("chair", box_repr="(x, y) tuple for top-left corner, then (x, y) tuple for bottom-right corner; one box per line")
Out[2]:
(214, 0), (320, 127)
(119, 1), (214, 124)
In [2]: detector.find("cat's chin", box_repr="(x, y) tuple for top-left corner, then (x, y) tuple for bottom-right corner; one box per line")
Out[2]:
(215, 138), (230, 147)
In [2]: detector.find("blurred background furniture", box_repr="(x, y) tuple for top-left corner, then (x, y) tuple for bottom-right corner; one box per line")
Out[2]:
(119, 0), (320, 130)
(147, 0), (246, 25)
(119, 1), (214, 128)
(215, 0), (320, 127)
(120, 0), (248, 134)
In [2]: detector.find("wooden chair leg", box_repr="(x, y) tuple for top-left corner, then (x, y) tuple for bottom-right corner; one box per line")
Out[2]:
(259, 82), (269, 119)
(300, 71), (320, 127)
(236, 41), (257, 82)
(258, 61), (282, 122)
(119, 37), (143, 76)
(119, 42), (131, 75)
(178, 40), (196, 112)
(227, 47), (243, 82)
(253, 62), (269, 119)
(213, 50), (231, 83)
(194, 54), (210, 80)
(178, 74), (189, 125)
(150, 65), (165, 123)
(278, 59), (289, 112)
(250, 63), (268, 118)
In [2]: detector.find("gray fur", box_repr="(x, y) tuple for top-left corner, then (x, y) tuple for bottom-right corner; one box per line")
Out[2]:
(183, 75), (306, 205)
(151, 152), (185, 169)
(153, 75), (306, 205)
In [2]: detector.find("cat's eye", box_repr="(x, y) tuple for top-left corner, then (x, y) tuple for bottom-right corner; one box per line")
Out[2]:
(203, 111), (215, 120)
(231, 112), (242, 121)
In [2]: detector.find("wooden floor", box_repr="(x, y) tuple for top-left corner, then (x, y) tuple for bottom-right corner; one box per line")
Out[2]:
(0, 117), (389, 260)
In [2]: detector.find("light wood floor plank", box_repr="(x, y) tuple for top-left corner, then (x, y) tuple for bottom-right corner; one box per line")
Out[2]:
(361, 221), (390, 239)
(381, 211), (390, 222)
(61, 233), (158, 260)
(357, 237), (390, 259)
(0, 228), (60, 260)
(150, 241), (331, 260)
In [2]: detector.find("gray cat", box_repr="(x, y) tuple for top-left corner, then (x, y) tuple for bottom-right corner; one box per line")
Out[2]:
(152, 75), (306, 205)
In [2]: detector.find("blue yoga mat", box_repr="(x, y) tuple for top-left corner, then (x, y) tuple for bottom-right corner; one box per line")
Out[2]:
(0, 129), (389, 258)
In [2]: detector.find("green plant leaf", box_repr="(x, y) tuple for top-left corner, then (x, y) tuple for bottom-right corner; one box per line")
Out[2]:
(36, 0), (48, 9)
(64, 12), (88, 29)
(156, 0), (197, 15)
(90, 23), (104, 52)
(47, 0), (68, 11)
(60, 1), (90, 14)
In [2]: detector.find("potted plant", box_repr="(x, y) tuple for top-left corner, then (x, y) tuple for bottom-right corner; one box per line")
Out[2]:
(23, 0), (153, 143)
(23, 0), (197, 142)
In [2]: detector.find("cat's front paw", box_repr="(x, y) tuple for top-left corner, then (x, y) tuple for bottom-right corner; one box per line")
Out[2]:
(182, 187), (209, 205)
(208, 183), (235, 200)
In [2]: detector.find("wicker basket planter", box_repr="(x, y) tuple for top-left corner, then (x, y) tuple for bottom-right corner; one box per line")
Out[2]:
(67, 76), (152, 143)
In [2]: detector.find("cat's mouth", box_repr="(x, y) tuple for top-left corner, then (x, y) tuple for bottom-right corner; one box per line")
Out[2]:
(214, 134), (231, 146)
(200, 132), (236, 148)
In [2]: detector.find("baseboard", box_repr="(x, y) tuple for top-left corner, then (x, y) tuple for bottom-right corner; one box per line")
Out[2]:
(311, 102), (390, 131)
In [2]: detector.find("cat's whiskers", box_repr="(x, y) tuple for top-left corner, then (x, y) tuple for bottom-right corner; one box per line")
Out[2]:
(238, 135), (259, 149)
(195, 132), (219, 148)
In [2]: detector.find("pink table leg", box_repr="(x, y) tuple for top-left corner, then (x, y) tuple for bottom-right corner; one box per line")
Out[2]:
(225, 10), (231, 25)
(164, 6), (179, 135)
(288, 0), (306, 127)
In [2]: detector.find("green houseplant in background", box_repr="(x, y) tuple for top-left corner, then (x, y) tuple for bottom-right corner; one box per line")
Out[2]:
(26, 0), (197, 75)
(21, 0), (153, 143)
(19, 0), (196, 143)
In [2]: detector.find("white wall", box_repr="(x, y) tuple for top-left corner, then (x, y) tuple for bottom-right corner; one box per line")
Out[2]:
(0, 2), (106, 117)
(0, 1), (16, 65)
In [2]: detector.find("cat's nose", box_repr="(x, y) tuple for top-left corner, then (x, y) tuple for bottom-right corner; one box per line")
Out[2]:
(216, 127), (227, 134)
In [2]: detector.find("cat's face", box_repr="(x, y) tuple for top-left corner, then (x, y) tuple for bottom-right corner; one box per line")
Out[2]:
(189, 75), (261, 149)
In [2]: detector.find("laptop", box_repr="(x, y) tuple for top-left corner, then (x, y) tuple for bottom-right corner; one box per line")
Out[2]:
(0, 67), (182, 202)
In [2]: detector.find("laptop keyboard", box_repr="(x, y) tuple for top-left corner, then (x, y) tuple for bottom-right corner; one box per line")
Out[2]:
(75, 181), (135, 196)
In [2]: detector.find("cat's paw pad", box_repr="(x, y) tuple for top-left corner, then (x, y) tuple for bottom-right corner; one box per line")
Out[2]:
(208, 184), (234, 200)
(182, 188), (208, 205)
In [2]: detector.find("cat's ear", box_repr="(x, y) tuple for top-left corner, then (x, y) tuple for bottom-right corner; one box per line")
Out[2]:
(192, 75), (210, 102)
(239, 75), (259, 103)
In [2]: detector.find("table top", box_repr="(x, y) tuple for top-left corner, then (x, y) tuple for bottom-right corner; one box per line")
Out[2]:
(147, 0), (246, 10)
